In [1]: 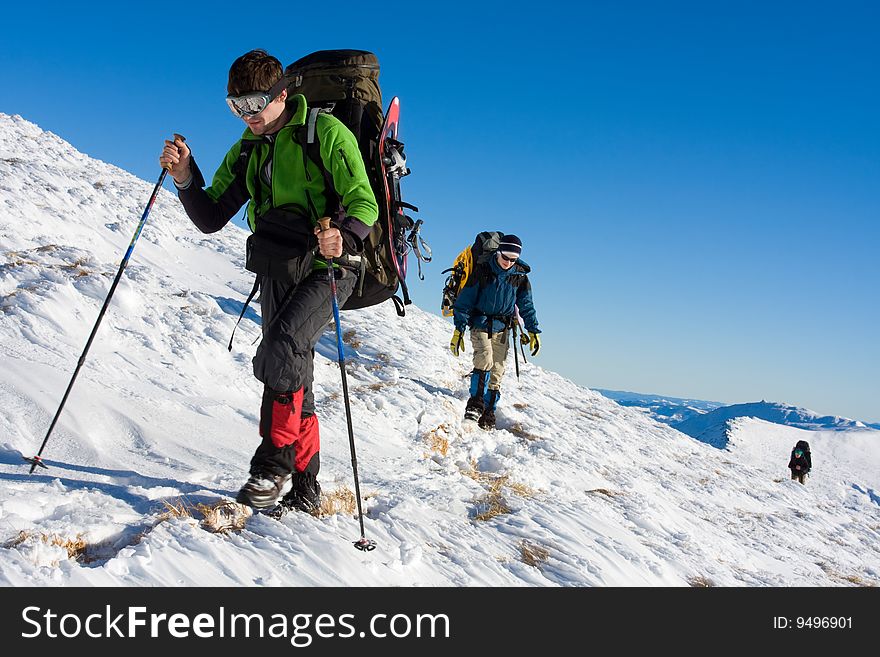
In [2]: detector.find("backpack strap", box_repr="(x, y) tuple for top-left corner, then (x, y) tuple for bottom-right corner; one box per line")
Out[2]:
(296, 107), (341, 221)
(234, 139), (259, 177)
(235, 139), (263, 213)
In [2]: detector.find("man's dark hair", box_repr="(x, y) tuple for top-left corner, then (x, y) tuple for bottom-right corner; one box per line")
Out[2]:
(228, 49), (283, 95)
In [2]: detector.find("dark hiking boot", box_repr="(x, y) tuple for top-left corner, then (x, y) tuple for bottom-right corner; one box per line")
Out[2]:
(274, 470), (322, 515)
(478, 389), (500, 429)
(464, 369), (489, 421)
(235, 472), (290, 510)
(464, 395), (484, 421)
(478, 408), (496, 430)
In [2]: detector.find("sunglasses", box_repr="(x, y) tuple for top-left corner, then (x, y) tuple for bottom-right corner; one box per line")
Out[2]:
(226, 75), (290, 117)
(499, 252), (519, 263)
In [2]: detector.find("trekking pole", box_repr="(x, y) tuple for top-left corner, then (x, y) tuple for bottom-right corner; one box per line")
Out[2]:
(24, 146), (178, 473)
(515, 306), (528, 367)
(317, 218), (376, 552)
(511, 318), (520, 379)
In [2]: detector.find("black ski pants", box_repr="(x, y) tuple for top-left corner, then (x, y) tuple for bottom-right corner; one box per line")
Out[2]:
(249, 268), (355, 476)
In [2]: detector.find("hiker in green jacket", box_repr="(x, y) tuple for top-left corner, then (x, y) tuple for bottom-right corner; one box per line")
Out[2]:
(159, 49), (378, 514)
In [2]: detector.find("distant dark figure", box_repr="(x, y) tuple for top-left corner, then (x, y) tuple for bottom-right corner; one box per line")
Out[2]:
(788, 440), (812, 484)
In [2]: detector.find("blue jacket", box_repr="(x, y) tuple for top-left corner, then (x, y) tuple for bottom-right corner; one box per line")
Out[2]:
(453, 254), (540, 335)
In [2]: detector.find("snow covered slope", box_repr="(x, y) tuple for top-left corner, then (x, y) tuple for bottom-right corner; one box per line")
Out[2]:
(1, 114), (878, 587)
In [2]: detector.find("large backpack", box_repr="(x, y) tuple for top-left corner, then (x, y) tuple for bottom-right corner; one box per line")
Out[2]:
(440, 231), (504, 317)
(792, 440), (812, 470)
(284, 49), (423, 314)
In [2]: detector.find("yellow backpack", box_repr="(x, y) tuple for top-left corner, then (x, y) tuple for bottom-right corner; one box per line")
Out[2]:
(440, 231), (503, 317)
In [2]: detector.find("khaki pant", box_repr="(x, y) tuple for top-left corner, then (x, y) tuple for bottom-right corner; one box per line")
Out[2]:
(471, 329), (510, 390)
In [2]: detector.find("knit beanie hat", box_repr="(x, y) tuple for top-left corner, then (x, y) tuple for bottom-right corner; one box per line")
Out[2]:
(498, 234), (522, 257)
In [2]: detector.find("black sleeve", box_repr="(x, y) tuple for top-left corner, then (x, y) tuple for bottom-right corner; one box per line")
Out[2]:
(333, 215), (373, 255)
(177, 156), (250, 234)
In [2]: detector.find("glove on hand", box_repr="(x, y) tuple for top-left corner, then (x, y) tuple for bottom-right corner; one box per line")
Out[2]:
(450, 329), (465, 357)
(520, 331), (541, 356)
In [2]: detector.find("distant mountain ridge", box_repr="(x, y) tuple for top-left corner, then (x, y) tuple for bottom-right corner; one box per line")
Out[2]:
(674, 401), (875, 449)
(597, 390), (877, 449)
(595, 389), (723, 425)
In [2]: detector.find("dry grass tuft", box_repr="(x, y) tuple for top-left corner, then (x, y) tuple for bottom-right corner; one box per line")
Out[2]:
(342, 329), (362, 349)
(587, 488), (619, 498)
(688, 575), (715, 587)
(366, 353), (392, 372)
(817, 562), (877, 587)
(160, 498), (194, 520)
(473, 491), (511, 521)
(424, 424), (451, 457)
(463, 461), (535, 521)
(61, 257), (94, 278)
(520, 540), (550, 567)
(3, 531), (31, 549)
(55, 534), (89, 560)
(158, 497), (252, 533)
(4, 530), (90, 561)
(506, 422), (542, 442)
(1, 253), (39, 268)
(462, 462), (534, 497)
(513, 402), (529, 410)
(196, 500), (252, 533)
(318, 487), (358, 517)
(507, 480), (536, 498)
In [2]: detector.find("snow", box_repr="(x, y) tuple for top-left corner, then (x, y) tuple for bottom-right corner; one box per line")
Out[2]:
(1, 113), (878, 587)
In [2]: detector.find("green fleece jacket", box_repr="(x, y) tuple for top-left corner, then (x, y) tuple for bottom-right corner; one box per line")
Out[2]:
(178, 94), (378, 242)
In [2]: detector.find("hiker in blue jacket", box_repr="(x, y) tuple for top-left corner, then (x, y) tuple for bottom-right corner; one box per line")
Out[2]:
(449, 234), (541, 429)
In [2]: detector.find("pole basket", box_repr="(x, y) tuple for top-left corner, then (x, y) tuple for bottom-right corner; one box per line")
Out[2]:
(23, 455), (49, 470)
(354, 538), (377, 552)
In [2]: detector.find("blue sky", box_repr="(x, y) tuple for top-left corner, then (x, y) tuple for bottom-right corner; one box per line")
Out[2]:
(1, 1), (877, 422)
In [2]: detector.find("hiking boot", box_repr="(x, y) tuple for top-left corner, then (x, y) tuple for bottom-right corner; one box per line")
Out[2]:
(464, 395), (484, 421)
(276, 470), (322, 515)
(477, 389), (500, 429)
(478, 408), (496, 430)
(235, 472), (290, 510)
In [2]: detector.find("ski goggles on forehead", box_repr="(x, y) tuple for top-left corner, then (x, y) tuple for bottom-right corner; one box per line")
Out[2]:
(225, 75), (289, 117)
